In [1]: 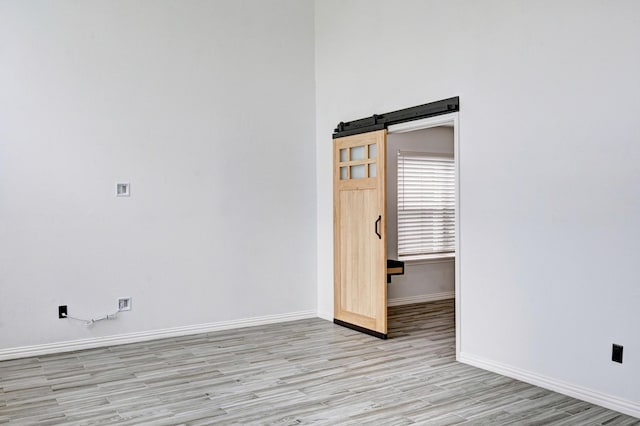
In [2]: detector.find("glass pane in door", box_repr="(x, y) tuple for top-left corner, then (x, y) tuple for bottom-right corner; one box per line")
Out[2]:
(350, 146), (366, 161)
(351, 164), (366, 179)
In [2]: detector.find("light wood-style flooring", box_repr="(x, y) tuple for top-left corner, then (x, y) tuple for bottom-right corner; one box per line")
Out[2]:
(1, 300), (638, 425)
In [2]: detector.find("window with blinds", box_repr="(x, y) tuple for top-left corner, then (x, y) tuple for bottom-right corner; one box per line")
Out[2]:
(397, 151), (455, 259)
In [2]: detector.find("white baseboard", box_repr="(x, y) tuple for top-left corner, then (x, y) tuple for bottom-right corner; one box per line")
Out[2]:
(387, 291), (454, 307)
(458, 352), (640, 419)
(0, 310), (317, 361)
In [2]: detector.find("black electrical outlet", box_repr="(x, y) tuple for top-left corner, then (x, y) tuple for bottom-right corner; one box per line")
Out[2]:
(58, 305), (68, 319)
(612, 344), (623, 364)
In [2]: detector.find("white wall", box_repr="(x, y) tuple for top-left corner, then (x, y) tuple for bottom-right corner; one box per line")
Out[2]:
(387, 127), (455, 301)
(316, 0), (640, 413)
(0, 0), (316, 351)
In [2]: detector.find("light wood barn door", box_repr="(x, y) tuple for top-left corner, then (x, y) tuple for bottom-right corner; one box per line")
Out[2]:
(333, 129), (387, 338)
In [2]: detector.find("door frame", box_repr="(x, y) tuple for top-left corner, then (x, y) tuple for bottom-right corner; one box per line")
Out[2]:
(387, 112), (461, 359)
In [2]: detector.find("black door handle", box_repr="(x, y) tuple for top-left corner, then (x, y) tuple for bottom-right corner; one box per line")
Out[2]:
(375, 215), (381, 239)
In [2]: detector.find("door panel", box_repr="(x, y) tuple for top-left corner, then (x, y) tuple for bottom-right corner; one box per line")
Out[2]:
(333, 130), (387, 338)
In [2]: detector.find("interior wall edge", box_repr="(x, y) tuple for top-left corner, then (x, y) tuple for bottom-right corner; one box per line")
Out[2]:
(316, 310), (334, 321)
(458, 352), (640, 419)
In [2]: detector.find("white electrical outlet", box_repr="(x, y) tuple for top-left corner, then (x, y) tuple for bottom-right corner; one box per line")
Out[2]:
(116, 183), (130, 197)
(118, 297), (132, 311)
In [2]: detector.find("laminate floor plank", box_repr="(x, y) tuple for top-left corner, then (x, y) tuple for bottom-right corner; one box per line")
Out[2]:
(1, 300), (637, 425)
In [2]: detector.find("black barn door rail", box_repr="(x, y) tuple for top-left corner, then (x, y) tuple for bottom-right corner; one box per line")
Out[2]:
(333, 96), (459, 139)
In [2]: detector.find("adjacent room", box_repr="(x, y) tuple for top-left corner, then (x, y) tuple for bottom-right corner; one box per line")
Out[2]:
(1, 0), (638, 424)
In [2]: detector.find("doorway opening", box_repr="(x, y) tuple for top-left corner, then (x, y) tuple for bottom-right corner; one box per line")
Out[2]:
(333, 99), (460, 356)
(387, 113), (460, 356)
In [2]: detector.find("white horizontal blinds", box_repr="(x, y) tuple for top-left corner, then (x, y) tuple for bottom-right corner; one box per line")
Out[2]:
(397, 151), (455, 258)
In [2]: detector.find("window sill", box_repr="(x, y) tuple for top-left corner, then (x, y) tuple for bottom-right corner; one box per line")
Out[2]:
(398, 254), (455, 265)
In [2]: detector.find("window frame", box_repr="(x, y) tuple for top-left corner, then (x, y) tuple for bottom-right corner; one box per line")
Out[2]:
(396, 150), (456, 261)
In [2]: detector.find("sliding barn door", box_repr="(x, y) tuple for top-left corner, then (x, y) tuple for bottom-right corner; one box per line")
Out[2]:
(334, 129), (387, 338)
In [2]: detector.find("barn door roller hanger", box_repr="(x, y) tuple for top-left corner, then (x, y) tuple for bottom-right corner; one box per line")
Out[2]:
(333, 97), (459, 139)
